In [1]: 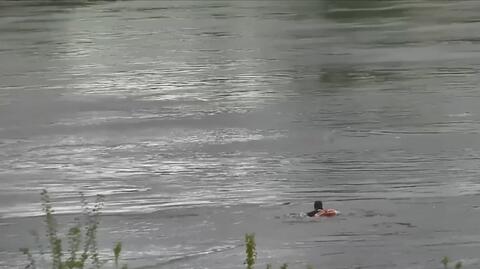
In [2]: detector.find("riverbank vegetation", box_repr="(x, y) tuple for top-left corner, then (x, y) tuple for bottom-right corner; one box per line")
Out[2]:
(21, 190), (127, 269)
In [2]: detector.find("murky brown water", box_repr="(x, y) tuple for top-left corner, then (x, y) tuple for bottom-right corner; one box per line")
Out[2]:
(2, 1), (480, 268)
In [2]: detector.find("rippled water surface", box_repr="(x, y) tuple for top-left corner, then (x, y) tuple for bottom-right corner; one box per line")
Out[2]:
(2, 1), (480, 268)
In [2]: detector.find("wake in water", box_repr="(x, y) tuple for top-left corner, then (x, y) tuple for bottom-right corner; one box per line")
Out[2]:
(276, 201), (340, 223)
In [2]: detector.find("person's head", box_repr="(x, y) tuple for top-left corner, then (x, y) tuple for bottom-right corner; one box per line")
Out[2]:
(314, 201), (323, 210)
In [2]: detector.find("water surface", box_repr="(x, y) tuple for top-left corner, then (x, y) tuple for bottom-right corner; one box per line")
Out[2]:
(2, 1), (480, 268)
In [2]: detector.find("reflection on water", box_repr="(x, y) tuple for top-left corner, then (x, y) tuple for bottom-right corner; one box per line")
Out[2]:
(2, 0), (480, 268)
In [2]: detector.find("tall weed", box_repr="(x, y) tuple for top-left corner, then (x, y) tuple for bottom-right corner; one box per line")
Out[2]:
(21, 190), (127, 269)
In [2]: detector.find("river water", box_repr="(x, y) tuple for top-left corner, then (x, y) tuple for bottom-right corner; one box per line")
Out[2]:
(2, 0), (480, 268)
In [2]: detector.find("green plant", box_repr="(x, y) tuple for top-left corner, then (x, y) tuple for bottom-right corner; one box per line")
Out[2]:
(113, 242), (128, 269)
(245, 233), (257, 269)
(440, 256), (463, 269)
(243, 233), (297, 269)
(20, 190), (128, 269)
(441, 256), (462, 269)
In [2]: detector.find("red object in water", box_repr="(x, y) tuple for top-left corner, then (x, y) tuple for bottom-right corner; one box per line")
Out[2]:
(314, 209), (338, 217)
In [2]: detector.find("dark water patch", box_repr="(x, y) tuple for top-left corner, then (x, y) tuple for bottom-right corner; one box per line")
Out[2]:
(2, 0), (118, 8)
(198, 31), (235, 38)
(0, 27), (54, 33)
(133, 7), (170, 12)
(422, 240), (480, 248)
(16, 17), (71, 24)
(393, 222), (416, 228)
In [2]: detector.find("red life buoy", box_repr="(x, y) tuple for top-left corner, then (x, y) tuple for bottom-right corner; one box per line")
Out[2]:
(314, 209), (338, 217)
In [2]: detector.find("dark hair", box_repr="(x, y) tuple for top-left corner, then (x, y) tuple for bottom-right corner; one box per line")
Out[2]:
(314, 201), (323, 210)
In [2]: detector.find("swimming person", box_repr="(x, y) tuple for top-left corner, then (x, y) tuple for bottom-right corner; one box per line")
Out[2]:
(306, 201), (338, 217)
